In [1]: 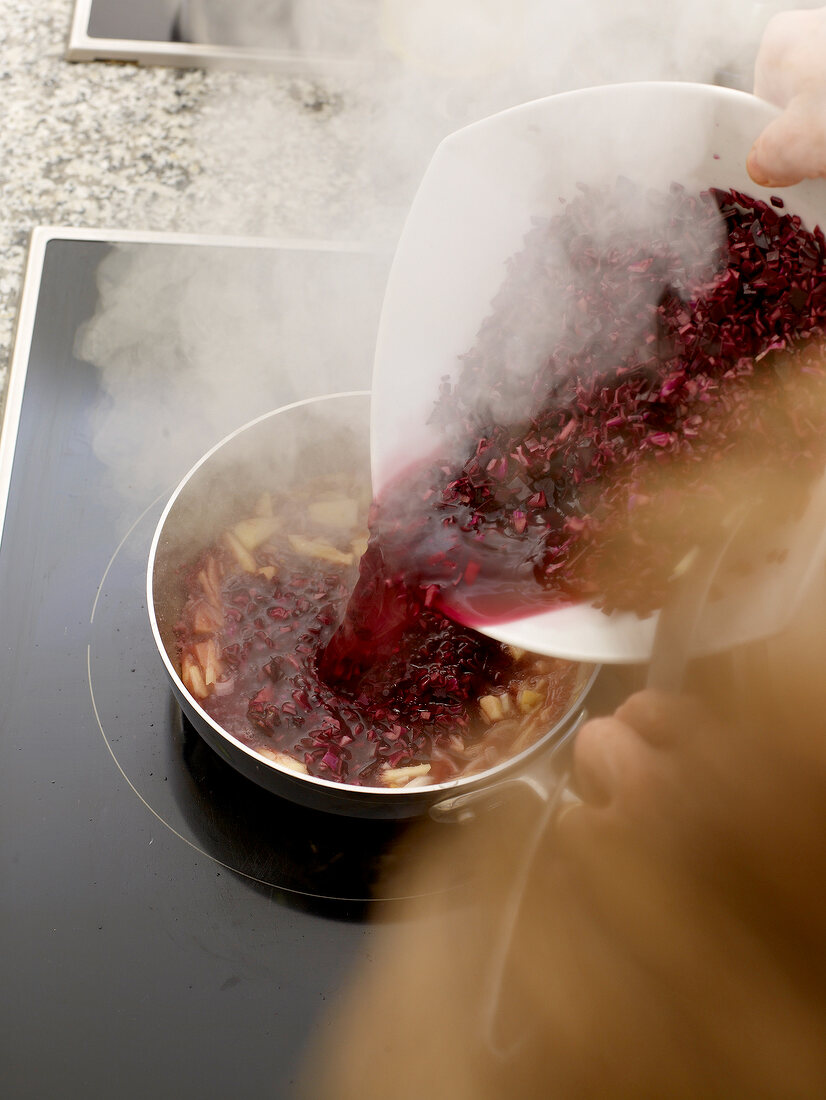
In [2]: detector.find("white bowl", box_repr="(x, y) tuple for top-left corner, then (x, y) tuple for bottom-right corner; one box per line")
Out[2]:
(371, 82), (826, 663)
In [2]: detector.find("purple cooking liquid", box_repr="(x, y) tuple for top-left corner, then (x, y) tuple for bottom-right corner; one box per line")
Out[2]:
(180, 539), (576, 785)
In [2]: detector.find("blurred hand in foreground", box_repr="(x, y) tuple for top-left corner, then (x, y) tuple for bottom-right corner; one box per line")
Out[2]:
(303, 580), (826, 1100)
(748, 6), (826, 186)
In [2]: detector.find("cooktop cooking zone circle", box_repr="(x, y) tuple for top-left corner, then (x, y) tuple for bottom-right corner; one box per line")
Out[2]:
(86, 495), (444, 906)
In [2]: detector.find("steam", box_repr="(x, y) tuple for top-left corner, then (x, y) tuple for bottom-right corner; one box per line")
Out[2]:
(138, 2), (803, 239)
(452, 178), (729, 431)
(76, 244), (386, 517)
(76, 0), (807, 515)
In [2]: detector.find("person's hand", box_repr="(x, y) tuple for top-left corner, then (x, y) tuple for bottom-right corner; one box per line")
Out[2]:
(747, 6), (826, 187)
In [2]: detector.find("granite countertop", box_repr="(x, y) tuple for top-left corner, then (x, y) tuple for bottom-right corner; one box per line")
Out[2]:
(0, 0), (782, 416)
(0, 0), (395, 411)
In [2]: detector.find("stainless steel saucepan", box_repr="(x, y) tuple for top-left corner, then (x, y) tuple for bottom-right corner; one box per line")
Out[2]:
(147, 391), (598, 819)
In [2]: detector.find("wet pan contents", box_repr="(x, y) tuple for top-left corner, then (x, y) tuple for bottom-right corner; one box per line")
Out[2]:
(175, 470), (581, 787)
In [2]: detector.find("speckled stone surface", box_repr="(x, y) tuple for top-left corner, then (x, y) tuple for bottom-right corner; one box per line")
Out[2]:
(0, 0), (788, 413)
(0, 0), (400, 408)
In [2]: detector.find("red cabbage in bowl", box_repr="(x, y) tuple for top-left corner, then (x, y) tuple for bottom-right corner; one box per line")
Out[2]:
(360, 182), (826, 626)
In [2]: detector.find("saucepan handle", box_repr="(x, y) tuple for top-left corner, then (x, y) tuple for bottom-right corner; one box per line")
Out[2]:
(429, 710), (590, 1057)
(428, 708), (588, 823)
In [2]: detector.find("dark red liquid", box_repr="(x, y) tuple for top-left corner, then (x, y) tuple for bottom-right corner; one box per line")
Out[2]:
(177, 492), (576, 787)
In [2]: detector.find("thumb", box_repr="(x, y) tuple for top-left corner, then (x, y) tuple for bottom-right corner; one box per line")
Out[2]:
(747, 92), (826, 188)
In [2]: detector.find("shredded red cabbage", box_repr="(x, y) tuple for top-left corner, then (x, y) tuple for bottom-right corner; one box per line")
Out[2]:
(333, 183), (826, 631)
(178, 542), (576, 786)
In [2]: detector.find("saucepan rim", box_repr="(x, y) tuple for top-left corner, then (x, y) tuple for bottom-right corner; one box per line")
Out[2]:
(146, 390), (599, 809)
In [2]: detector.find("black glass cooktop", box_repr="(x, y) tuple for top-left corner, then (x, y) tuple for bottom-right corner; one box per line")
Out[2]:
(0, 229), (432, 1097)
(0, 228), (633, 1097)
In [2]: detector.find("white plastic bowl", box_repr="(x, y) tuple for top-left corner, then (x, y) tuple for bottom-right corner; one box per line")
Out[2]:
(371, 82), (826, 663)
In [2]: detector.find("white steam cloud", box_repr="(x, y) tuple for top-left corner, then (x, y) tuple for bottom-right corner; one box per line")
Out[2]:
(77, 0), (815, 514)
(76, 243), (387, 517)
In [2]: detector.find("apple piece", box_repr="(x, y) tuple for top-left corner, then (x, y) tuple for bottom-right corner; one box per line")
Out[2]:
(257, 747), (309, 774)
(308, 497), (359, 529)
(381, 763), (432, 787)
(181, 653), (209, 699)
(223, 529), (257, 573)
(198, 555), (223, 608)
(233, 516), (280, 551)
(287, 534), (353, 566)
(517, 688), (544, 714)
(194, 639), (222, 687)
(192, 600), (222, 634)
(479, 694), (506, 723)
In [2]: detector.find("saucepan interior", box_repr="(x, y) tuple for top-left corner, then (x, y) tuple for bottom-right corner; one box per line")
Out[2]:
(147, 391), (597, 819)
